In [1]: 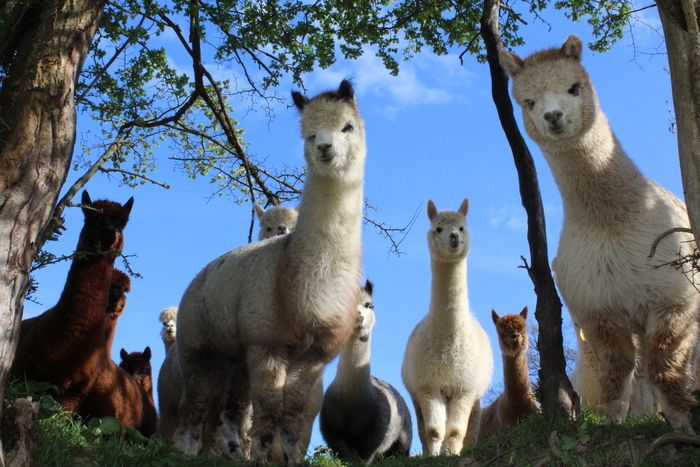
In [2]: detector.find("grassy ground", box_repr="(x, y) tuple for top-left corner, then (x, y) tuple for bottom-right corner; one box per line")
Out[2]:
(5, 382), (700, 466)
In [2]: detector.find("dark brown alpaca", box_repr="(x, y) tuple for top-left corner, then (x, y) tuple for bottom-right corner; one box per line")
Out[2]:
(119, 347), (154, 400)
(11, 190), (133, 411)
(478, 307), (540, 439)
(104, 268), (131, 351)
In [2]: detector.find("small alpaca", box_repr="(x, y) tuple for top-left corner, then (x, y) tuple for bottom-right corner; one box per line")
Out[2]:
(119, 347), (154, 400)
(320, 280), (412, 463)
(254, 204), (299, 240)
(11, 190), (133, 411)
(104, 268), (131, 351)
(501, 35), (700, 432)
(173, 80), (366, 462)
(570, 325), (660, 416)
(402, 199), (493, 456)
(479, 307), (540, 439)
(158, 306), (178, 353)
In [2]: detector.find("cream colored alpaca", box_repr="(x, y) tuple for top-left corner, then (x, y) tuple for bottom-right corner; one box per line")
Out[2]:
(254, 204), (298, 240)
(501, 35), (700, 433)
(402, 199), (493, 456)
(479, 307), (540, 439)
(159, 306), (178, 353)
(571, 325), (659, 416)
(173, 80), (365, 462)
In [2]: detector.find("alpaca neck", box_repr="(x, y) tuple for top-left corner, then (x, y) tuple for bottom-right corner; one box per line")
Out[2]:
(56, 254), (114, 329)
(333, 335), (372, 396)
(540, 112), (646, 228)
(502, 350), (532, 403)
(428, 257), (470, 328)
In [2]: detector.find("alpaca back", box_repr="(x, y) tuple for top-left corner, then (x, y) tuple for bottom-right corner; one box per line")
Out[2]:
(321, 281), (412, 462)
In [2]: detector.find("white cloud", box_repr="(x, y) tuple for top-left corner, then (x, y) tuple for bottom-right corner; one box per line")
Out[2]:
(487, 205), (527, 232)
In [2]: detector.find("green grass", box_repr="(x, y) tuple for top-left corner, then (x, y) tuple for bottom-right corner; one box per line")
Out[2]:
(5, 381), (700, 467)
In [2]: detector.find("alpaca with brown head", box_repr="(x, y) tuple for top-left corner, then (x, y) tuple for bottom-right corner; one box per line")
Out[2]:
(479, 307), (540, 439)
(11, 190), (133, 411)
(119, 347), (154, 400)
(173, 80), (366, 463)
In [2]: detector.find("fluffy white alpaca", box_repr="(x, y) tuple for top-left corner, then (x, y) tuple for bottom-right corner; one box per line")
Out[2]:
(254, 204), (298, 240)
(173, 80), (365, 462)
(571, 325), (659, 416)
(501, 35), (700, 433)
(320, 280), (412, 463)
(158, 306), (178, 353)
(402, 199), (493, 456)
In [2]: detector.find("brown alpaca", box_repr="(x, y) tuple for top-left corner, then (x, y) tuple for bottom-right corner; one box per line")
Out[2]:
(119, 347), (154, 401)
(479, 307), (540, 439)
(11, 190), (133, 411)
(104, 268), (131, 351)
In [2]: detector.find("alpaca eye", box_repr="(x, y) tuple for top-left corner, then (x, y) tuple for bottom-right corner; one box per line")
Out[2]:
(459, 226), (464, 232)
(524, 99), (535, 111)
(568, 82), (581, 96)
(267, 227), (272, 231)
(342, 124), (353, 133)
(307, 134), (316, 141)
(364, 302), (372, 308)
(436, 227), (443, 234)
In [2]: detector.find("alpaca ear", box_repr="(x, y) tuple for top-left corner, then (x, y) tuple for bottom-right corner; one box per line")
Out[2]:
(337, 79), (355, 101)
(254, 204), (265, 220)
(120, 348), (128, 360)
(560, 35), (583, 61)
(491, 309), (500, 324)
(457, 198), (469, 217)
(427, 200), (438, 221)
(292, 90), (308, 111)
(520, 306), (529, 320)
(122, 197), (134, 216)
(364, 279), (373, 296)
(499, 49), (524, 77)
(81, 190), (92, 216)
(143, 346), (151, 360)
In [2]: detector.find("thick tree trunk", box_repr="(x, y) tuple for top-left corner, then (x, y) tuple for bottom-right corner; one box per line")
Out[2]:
(479, 0), (577, 419)
(657, 0), (700, 243)
(0, 1), (103, 463)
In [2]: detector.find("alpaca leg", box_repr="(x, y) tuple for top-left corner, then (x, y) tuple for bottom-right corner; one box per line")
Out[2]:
(442, 394), (474, 455)
(416, 390), (446, 457)
(247, 346), (286, 462)
(464, 399), (481, 450)
(580, 317), (636, 422)
(279, 361), (325, 463)
(643, 305), (698, 434)
(411, 395), (427, 451)
(210, 367), (250, 460)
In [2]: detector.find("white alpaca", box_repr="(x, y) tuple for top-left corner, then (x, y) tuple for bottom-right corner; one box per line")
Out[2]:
(173, 80), (365, 462)
(501, 35), (700, 433)
(320, 280), (412, 463)
(158, 306), (178, 353)
(254, 204), (298, 240)
(402, 199), (493, 456)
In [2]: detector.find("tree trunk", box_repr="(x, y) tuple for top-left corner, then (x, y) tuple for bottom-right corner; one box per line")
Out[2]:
(0, 1), (103, 463)
(657, 0), (700, 243)
(479, 0), (577, 419)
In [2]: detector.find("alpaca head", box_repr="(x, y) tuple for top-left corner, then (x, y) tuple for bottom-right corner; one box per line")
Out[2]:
(292, 79), (366, 182)
(426, 198), (470, 262)
(254, 204), (299, 240)
(354, 279), (376, 343)
(499, 35), (599, 145)
(119, 346), (153, 392)
(107, 268), (131, 320)
(159, 306), (178, 344)
(491, 307), (529, 357)
(79, 190), (134, 255)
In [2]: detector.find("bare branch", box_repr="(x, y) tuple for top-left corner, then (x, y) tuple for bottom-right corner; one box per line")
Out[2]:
(648, 226), (693, 257)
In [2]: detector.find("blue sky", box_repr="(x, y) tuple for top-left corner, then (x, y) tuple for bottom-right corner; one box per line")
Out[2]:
(24, 5), (681, 456)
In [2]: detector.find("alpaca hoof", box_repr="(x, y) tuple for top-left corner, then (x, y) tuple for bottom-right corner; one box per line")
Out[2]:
(172, 428), (201, 456)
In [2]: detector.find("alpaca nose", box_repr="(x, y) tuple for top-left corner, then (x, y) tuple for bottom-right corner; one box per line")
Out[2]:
(544, 110), (563, 123)
(317, 142), (332, 151)
(277, 226), (288, 235)
(449, 233), (459, 247)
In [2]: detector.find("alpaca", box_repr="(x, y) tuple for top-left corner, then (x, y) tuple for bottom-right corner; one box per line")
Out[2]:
(320, 280), (412, 463)
(119, 347), (154, 400)
(158, 306), (178, 353)
(478, 307), (540, 439)
(500, 35), (700, 433)
(11, 190), (133, 411)
(402, 199), (493, 456)
(173, 79), (365, 462)
(254, 204), (299, 240)
(571, 325), (659, 416)
(105, 268), (131, 351)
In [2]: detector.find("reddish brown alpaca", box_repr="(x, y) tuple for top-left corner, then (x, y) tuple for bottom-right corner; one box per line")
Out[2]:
(478, 307), (540, 439)
(104, 268), (131, 351)
(118, 347), (154, 401)
(11, 190), (133, 411)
